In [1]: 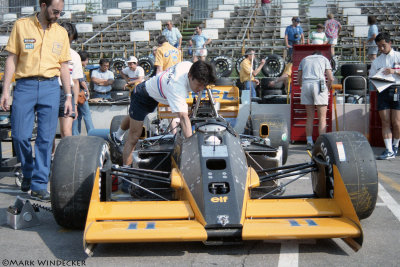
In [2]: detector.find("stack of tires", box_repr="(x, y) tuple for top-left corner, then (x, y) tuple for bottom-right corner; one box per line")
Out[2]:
(110, 58), (129, 101)
(260, 54), (286, 104)
(341, 63), (368, 103)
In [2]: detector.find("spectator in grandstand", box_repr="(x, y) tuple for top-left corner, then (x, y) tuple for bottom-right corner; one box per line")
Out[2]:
(366, 15), (379, 61)
(189, 26), (211, 62)
(155, 35), (181, 74)
(285, 17), (304, 58)
(308, 24), (328, 45)
(0, 0), (72, 201)
(369, 32), (400, 160)
(324, 14), (342, 56)
(73, 50), (94, 136)
(148, 46), (158, 62)
(261, 0), (272, 17)
(122, 61), (216, 167)
(58, 22), (83, 138)
(162, 21), (182, 50)
(297, 51), (333, 150)
(239, 49), (266, 98)
(91, 58), (114, 99)
(121, 56), (145, 89)
(268, 60), (293, 95)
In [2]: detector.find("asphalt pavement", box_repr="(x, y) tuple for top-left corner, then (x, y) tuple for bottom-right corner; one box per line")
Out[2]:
(0, 142), (399, 267)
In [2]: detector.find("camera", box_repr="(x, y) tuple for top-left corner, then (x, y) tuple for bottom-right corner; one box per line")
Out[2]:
(294, 33), (299, 39)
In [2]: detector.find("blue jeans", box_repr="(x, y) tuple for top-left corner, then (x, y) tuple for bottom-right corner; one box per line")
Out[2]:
(11, 78), (60, 191)
(72, 100), (94, 135)
(244, 81), (257, 98)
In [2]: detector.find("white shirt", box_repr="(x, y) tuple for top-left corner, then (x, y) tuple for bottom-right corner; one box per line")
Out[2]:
(146, 61), (193, 113)
(122, 66), (145, 80)
(58, 48), (84, 86)
(299, 54), (331, 81)
(369, 49), (400, 77)
(91, 68), (114, 93)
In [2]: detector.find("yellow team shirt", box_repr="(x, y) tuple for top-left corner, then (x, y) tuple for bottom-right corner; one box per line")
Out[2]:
(239, 58), (255, 83)
(154, 42), (181, 71)
(283, 62), (293, 77)
(5, 14), (71, 79)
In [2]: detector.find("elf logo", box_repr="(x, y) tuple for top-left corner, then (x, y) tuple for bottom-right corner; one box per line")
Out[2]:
(211, 196), (228, 203)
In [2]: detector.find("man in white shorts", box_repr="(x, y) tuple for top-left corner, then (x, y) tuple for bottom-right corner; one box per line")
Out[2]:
(189, 26), (211, 62)
(122, 60), (216, 166)
(297, 51), (334, 150)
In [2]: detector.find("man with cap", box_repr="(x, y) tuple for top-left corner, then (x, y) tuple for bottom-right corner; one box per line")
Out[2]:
(162, 21), (182, 49)
(285, 16), (304, 58)
(121, 56), (145, 90)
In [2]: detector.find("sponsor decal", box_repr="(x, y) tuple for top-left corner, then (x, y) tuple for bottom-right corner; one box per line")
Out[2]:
(24, 38), (36, 43)
(211, 196), (228, 203)
(25, 43), (34, 49)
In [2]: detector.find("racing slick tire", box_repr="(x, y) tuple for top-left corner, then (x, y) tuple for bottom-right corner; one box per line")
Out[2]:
(343, 76), (367, 91)
(341, 63), (367, 78)
(311, 131), (378, 220)
(261, 54), (285, 77)
(112, 77), (127, 91)
(235, 56), (259, 75)
(214, 77), (235, 86)
(261, 89), (283, 96)
(246, 115), (289, 165)
(51, 136), (111, 229)
(109, 115), (127, 165)
(138, 56), (155, 77)
(211, 56), (233, 78)
(111, 57), (126, 74)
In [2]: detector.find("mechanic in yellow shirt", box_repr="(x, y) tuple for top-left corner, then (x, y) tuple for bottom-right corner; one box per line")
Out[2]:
(154, 35), (181, 74)
(239, 49), (266, 97)
(0, 0), (72, 201)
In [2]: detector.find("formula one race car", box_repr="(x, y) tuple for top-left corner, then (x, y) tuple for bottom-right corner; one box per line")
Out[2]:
(50, 83), (378, 256)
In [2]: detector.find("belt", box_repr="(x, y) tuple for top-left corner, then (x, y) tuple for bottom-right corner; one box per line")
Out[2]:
(94, 91), (111, 94)
(20, 76), (58, 81)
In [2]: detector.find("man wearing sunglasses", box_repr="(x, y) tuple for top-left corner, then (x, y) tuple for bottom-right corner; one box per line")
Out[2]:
(0, 0), (72, 201)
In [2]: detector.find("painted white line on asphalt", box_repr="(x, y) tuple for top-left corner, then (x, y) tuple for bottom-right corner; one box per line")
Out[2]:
(0, 188), (23, 194)
(278, 240), (299, 267)
(375, 202), (387, 207)
(378, 183), (400, 222)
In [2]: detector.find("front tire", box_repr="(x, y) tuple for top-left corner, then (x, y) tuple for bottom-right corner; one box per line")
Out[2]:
(51, 136), (111, 229)
(311, 131), (378, 220)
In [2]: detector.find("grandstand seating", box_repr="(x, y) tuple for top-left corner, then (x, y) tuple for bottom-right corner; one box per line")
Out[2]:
(0, 0), (399, 69)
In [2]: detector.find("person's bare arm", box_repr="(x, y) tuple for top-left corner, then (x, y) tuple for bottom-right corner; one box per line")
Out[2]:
(297, 70), (303, 87)
(72, 79), (79, 118)
(285, 34), (290, 48)
(326, 69), (334, 89)
(177, 112), (192, 138)
(252, 59), (266, 77)
(204, 38), (212, 46)
(300, 33), (305, 44)
(90, 76), (106, 85)
(60, 61), (73, 116)
(121, 72), (129, 83)
(0, 53), (17, 111)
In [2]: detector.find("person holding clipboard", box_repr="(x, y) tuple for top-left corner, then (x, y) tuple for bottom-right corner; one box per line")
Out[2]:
(369, 32), (400, 160)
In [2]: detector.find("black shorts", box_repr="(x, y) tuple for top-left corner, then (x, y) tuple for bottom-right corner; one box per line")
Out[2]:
(129, 82), (158, 121)
(58, 88), (76, 118)
(377, 86), (400, 111)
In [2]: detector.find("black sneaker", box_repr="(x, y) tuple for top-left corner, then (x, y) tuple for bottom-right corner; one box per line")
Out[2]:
(31, 190), (50, 202)
(21, 177), (31, 192)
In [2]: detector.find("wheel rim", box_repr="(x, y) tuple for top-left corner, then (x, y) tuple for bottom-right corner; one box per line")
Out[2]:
(215, 60), (229, 77)
(140, 61), (153, 76)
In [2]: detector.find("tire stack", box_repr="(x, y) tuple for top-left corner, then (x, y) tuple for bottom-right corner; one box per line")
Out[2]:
(260, 54), (286, 104)
(340, 64), (368, 102)
(111, 58), (128, 101)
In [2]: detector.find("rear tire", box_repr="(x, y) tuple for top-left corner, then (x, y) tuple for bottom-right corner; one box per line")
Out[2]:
(311, 131), (378, 220)
(261, 54), (285, 77)
(138, 56), (155, 77)
(51, 136), (111, 229)
(109, 115), (127, 165)
(211, 56), (233, 78)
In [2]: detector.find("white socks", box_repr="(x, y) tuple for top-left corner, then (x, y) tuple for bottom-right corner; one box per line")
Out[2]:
(116, 127), (125, 141)
(384, 138), (393, 152)
(393, 138), (400, 148)
(306, 136), (313, 145)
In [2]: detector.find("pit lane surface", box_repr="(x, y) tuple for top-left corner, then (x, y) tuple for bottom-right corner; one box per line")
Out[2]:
(0, 143), (399, 267)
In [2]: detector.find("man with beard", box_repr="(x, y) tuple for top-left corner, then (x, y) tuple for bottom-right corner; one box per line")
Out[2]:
(0, 0), (72, 201)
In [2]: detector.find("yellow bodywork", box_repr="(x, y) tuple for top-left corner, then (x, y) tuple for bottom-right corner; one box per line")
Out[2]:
(84, 165), (362, 251)
(158, 85), (240, 119)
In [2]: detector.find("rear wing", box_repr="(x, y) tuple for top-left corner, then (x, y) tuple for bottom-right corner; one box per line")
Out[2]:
(158, 85), (240, 119)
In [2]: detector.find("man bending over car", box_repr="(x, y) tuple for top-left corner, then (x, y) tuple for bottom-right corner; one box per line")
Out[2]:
(122, 60), (216, 166)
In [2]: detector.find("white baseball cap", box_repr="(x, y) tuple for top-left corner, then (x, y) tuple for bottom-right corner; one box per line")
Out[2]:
(127, 56), (138, 63)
